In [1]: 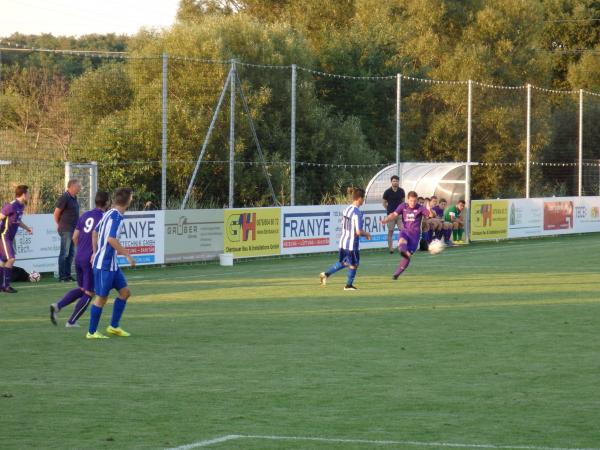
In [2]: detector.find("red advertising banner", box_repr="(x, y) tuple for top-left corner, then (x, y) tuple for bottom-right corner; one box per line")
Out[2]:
(543, 201), (573, 231)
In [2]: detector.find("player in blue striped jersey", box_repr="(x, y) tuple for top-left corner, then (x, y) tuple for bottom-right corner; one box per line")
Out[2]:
(319, 188), (371, 291)
(86, 188), (136, 339)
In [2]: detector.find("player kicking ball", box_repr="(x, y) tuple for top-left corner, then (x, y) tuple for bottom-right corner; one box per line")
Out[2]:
(86, 188), (136, 339)
(380, 190), (434, 280)
(50, 191), (110, 327)
(319, 188), (371, 291)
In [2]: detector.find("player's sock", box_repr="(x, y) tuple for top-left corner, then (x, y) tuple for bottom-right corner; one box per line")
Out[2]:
(394, 255), (411, 277)
(452, 229), (458, 241)
(56, 288), (83, 311)
(435, 230), (443, 240)
(346, 268), (357, 286)
(110, 298), (127, 328)
(0, 267), (5, 289)
(457, 228), (464, 241)
(4, 267), (12, 288)
(325, 262), (345, 277)
(444, 228), (452, 242)
(68, 294), (92, 325)
(88, 304), (103, 334)
(425, 230), (433, 243)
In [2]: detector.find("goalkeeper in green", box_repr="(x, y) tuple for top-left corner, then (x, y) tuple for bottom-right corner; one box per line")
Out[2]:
(444, 200), (466, 243)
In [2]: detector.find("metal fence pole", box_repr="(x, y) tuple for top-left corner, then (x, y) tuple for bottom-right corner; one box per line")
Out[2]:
(578, 89), (583, 196)
(290, 64), (297, 206)
(229, 60), (236, 209)
(526, 83), (531, 198)
(466, 80), (472, 242)
(161, 53), (168, 210)
(396, 73), (401, 182)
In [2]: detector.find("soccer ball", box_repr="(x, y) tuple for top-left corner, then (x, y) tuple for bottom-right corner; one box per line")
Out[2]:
(428, 239), (445, 255)
(29, 271), (41, 282)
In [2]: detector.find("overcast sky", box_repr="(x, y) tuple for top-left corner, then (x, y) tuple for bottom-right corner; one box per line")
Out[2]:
(0, 0), (180, 37)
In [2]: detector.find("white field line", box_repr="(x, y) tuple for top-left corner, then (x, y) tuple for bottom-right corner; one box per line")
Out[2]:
(164, 434), (241, 449)
(166, 434), (600, 450)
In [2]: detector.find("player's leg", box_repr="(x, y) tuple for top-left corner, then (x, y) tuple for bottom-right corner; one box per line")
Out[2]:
(393, 232), (415, 280)
(106, 269), (131, 337)
(456, 219), (465, 242)
(1, 236), (17, 293)
(344, 251), (360, 290)
(50, 261), (85, 325)
(86, 269), (112, 339)
(66, 262), (94, 327)
(320, 249), (348, 285)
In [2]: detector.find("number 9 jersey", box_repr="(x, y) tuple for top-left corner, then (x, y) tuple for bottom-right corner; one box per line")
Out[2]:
(75, 208), (105, 266)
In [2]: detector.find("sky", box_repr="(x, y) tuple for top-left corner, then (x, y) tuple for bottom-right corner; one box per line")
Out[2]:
(0, 0), (181, 37)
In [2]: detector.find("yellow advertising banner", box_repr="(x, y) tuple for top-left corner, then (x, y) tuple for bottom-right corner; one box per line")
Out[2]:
(470, 200), (508, 240)
(223, 208), (281, 257)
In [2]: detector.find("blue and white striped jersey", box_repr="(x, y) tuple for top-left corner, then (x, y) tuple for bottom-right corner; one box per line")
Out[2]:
(92, 209), (123, 271)
(339, 205), (364, 251)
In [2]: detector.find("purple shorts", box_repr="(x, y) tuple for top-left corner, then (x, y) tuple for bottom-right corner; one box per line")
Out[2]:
(0, 237), (15, 262)
(75, 259), (94, 292)
(399, 230), (419, 254)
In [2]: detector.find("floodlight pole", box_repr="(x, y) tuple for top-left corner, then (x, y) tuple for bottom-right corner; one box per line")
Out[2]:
(228, 59), (236, 209)
(161, 53), (168, 210)
(396, 73), (402, 183)
(578, 89), (583, 196)
(526, 83), (531, 199)
(466, 80), (472, 243)
(290, 64), (297, 206)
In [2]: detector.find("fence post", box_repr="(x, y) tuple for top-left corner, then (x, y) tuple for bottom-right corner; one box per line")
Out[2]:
(526, 83), (531, 198)
(229, 59), (236, 209)
(290, 64), (297, 206)
(161, 53), (168, 210)
(466, 80), (472, 242)
(578, 89), (583, 196)
(396, 73), (401, 182)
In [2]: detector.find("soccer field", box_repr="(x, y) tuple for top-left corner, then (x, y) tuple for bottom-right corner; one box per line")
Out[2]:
(1, 234), (599, 450)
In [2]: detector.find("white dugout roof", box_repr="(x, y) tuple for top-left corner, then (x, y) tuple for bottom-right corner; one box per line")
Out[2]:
(365, 162), (468, 206)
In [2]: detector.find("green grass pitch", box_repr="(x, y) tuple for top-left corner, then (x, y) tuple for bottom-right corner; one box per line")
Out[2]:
(1, 234), (599, 449)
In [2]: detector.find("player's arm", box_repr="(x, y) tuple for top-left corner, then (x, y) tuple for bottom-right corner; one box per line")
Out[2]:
(90, 230), (98, 263)
(53, 207), (62, 229)
(380, 211), (399, 225)
(355, 215), (371, 240)
(18, 221), (32, 233)
(107, 237), (136, 267)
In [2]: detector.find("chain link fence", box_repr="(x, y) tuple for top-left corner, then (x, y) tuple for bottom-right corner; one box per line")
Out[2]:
(1, 48), (599, 213)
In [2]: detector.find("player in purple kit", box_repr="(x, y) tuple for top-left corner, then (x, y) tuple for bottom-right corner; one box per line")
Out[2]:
(0, 185), (33, 293)
(50, 191), (110, 327)
(380, 190), (434, 280)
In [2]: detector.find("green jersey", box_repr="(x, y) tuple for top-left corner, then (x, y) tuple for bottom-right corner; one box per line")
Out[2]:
(444, 205), (461, 222)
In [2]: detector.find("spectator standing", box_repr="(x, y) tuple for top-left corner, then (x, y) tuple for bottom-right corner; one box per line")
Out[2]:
(54, 179), (81, 282)
(382, 175), (405, 254)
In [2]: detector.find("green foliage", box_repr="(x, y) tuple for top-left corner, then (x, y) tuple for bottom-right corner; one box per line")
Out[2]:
(1, 0), (600, 206)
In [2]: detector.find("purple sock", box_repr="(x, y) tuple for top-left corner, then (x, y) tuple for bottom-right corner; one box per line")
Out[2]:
(444, 228), (452, 242)
(394, 255), (411, 277)
(56, 288), (83, 311)
(425, 230), (433, 243)
(0, 267), (4, 288)
(4, 267), (12, 288)
(68, 294), (92, 325)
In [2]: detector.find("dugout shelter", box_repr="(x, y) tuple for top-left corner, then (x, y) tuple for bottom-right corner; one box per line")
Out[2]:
(365, 162), (469, 206)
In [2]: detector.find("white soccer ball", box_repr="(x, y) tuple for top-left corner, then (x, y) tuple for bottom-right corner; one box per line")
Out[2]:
(29, 271), (41, 282)
(428, 239), (445, 255)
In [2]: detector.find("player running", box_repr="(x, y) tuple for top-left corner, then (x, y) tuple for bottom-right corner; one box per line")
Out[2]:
(86, 188), (136, 339)
(50, 191), (110, 327)
(0, 185), (33, 293)
(380, 190), (434, 280)
(319, 188), (371, 291)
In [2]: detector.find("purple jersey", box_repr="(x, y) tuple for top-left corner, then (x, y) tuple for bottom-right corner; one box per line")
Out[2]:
(394, 202), (430, 236)
(431, 206), (444, 218)
(0, 200), (25, 241)
(75, 208), (104, 263)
